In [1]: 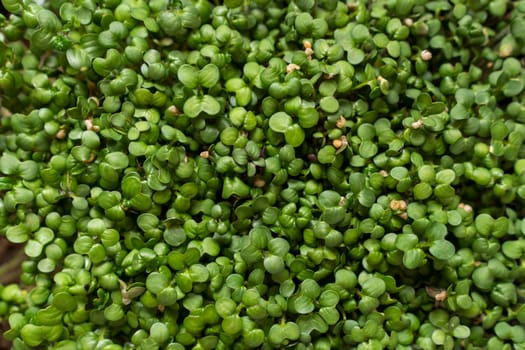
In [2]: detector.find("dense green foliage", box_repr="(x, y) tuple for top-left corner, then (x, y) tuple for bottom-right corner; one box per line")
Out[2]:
(1, 0), (525, 349)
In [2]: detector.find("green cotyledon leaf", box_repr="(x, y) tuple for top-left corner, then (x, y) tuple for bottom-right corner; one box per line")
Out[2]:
(183, 95), (220, 118)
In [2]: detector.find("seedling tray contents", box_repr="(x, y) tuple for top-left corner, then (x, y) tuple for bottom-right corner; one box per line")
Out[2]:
(0, 0), (525, 349)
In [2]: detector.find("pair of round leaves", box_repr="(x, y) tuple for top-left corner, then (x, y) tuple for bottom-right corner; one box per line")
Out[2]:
(431, 326), (470, 346)
(177, 64), (220, 90)
(225, 78), (252, 107)
(178, 64), (221, 118)
(183, 95), (221, 118)
(268, 322), (300, 345)
(268, 112), (307, 147)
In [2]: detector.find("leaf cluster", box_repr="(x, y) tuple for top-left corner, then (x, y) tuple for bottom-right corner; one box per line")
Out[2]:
(1, 0), (525, 349)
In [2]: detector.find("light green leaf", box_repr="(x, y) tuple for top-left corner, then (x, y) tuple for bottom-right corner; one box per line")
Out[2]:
(453, 325), (471, 339)
(104, 304), (125, 321)
(319, 96), (339, 113)
(37, 9), (62, 31)
(284, 124), (305, 147)
(13, 188), (34, 204)
(177, 64), (199, 89)
(390, 166), (409, 181)
(6, 224), (30, 244)
(403, 248), (426, 269)
(361, 277), (386, 298)
(359, 140), (378, 158)
(297, 313), (328, 334)
(455, 88), (475, 106)
(279, 280), (295, 298)
(319, 290), (340, 307)
(19, 161), (39, 180)
(429, 240), (456, 260)
(0, 153), (20, 175)
(199, 64), (220, 88)
(20, 324), (46, 347)
(503, 79), (524, 97)
(413, 182), (432, 200)
(502, 241), (524, 259)
(352, 24), (370, 42)
(263, 255), (285, 274)
(52, 292), (77, 312)
(435, 169), (455, 185)
(164, 226), (187, 247)
(268, 324), (285, 345)
(201, 95), (221, 115)
(66, 47), (90, 70)
(269, 112), (293, 133)
(189, 264), (209, 283)
(293, 295), (315, 314)
(396, 233), (418, 252)
(347, 48), (365, 64)
(105, 152), (129, 170)
(432, 329), (446, 345)
(146, 272), (169, 294)
(450, 104), (469, 120)
(183, 95), (220, 118)
(24, 240), (43, 258)
(358, 188), (375, 207)
(1, 0), (23, 13)
(319, 307), (340, 325)
(297, 107), (319, 128)
(386, 40), (401, 57)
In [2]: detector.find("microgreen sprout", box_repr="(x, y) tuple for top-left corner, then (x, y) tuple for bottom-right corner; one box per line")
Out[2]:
(420, 50), (433, 61)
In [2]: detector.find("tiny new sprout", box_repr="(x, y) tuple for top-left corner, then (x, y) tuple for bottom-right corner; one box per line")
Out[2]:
(499, 45), (513, 58)
(390, 199), (407, 211)
(286, 63), (301, 74)
(426, 286), (448, 307)
(84, 118), (99, 132)
(458, 203), (473, 213)
(167, 105), (180, 115)
(304, 41), (314, 59)
(421, 50), (432, 61)
(336, 116), (347, 129)
(333, 135), (348, 153)
(254, 177), (266, 187)
(411, 119), (423, 129)
(55, 128), (67, 139)
(119, 279), (145, 305)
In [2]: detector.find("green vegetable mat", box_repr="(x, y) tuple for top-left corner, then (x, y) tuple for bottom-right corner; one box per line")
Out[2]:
(0, 0), (525, 349)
